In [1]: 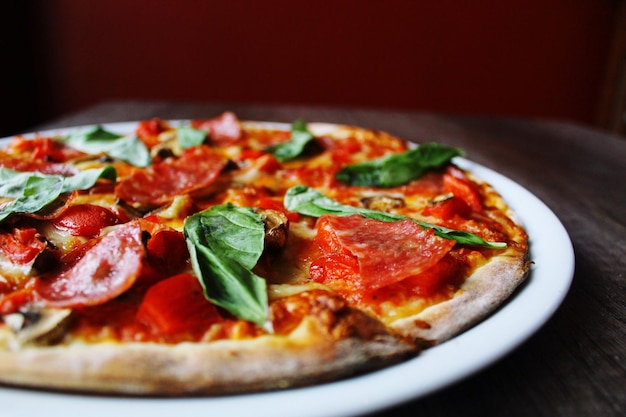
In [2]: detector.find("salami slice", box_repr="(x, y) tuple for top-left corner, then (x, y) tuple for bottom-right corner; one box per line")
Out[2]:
(191, 111), (242, 144)
(35, 221), (145, 308)
(315, 214), (456, 290)
(115, 146), (227, 207)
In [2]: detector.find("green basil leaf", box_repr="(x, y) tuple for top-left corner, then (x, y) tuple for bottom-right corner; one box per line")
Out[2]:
(0, 176), (65, 222)
(79, 125), (124, 141)
(335, 143), (464, 188)
(184, 204), (269, 328)
(0, 169), (41, 198)
(0, 166), (117, 222)
(103, 135), (151, 167)
(61, 165), (117, 193)
(266, 119), (315, 162)
(63, 126), (151, 167)
(283, 184), (403, 221)
(188, 203), (266, 269)
(177, 125), (207, 149)
(284, 185), (506, 249)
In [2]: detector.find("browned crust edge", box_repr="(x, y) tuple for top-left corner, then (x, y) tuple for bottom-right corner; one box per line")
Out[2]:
(0, 308), (417, 396)
(390, 244), (531, 345)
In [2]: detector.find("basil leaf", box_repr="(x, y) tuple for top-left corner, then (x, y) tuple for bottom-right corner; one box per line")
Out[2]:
(103, 135), (151, 167)
(177, 125), (207, 149)
(0, 166), (117, 222)
(267, 119), (315, 162)
(0, 176), (65, 221)
(189, 203), (266, 269)
(63, 126), (151, 167)
(61, 165), (117, 193)
(283, 184), (403, 221)
(184, 204), (269, 328)
(335, 143), (464, 188)
(284, 185), (506, 249)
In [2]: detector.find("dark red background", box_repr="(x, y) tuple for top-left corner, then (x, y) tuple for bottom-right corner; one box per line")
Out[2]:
(1, 0), (618, 136)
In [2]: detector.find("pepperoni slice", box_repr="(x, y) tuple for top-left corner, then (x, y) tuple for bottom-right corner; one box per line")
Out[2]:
(191, 112), (242, 145)
(114, 146), (228, 207)
(35, 221), (145, 308)
(314, 214), (456, 291)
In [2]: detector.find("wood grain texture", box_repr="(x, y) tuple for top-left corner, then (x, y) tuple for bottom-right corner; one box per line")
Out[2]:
(33, 101), (626, 417)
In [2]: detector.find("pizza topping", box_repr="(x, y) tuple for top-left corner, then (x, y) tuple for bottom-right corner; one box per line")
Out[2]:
(62, 125), (151, 167)
(313, 214), (456, 291)
(0, 166), (117, 222)
(2, 308), (72, 348)
(184, 204), (269, 328)
(34, 221), (145, 308)
(147, 125), (209, 160)
(422, 194), (472, 220)
(137, 272), (223, 335)
(266, 119), (316, 162)
(114, 146), (228, 208)
(360, 195), (405, 212)
(0, 227), (46, 265)
(443, 166), (483, 212)
(6, 137), (86, 163)
(135, 118), (172, 148)
(284, 185), (506, 249)
(256, 208), (290, 250)
(335, 143), (463, 188)
(191, 111), (242, 145)
(141, 226), (189, 282)
(177, 125), (208, 149)
(51, 204), (120, 238)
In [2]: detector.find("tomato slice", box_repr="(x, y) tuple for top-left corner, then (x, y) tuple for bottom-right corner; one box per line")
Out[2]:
(309, 253), (362, 299)
(0, 227), (46, 264)
(422, 196), (471, 220)
(135, 118), (171, 148)
(257, 197), (300, 222)
(0, 284), (35, 314)
(137, 272), (222, 334)
(390, 254), (463, 297)
(313, 215), (352, 255)
(51, 204), (120, 238)
(443, 166), (483, 212)
(145, 229), (189, 277)
(7, 137), (84, 163)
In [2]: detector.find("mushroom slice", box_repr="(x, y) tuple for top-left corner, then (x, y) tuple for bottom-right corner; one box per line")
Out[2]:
(256, 208), (289, 251)
(2, 308), (73, 348)
(360, 195), (405, 212)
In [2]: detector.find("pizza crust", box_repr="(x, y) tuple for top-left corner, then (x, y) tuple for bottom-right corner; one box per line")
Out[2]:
(390, 246), (530, 345)
(0, 294), (416, 395)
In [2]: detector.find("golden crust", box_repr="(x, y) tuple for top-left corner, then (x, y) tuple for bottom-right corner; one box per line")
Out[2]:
(0, 292), (416, 395)
(390, 246), (530, 345)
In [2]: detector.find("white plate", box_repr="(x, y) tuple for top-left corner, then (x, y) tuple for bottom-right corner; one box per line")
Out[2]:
(0, 122), (574, 417)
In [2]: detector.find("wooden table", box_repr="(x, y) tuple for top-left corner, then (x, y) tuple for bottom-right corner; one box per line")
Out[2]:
(29, 101), (626, 416)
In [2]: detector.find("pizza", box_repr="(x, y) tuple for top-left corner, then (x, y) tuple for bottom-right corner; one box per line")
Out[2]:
(0, 112), (530, 395)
